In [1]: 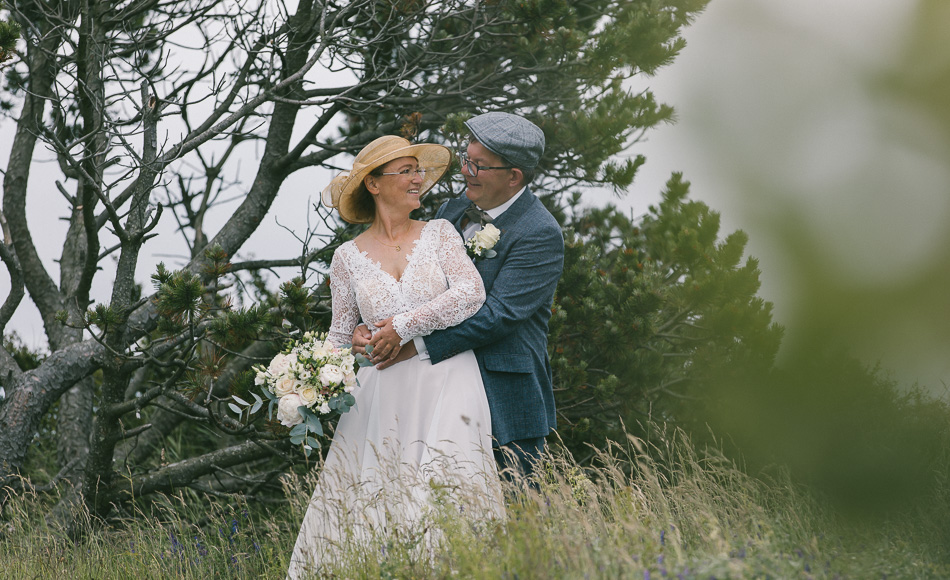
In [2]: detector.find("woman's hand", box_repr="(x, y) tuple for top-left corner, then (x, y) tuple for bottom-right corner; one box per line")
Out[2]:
(367, 317), (403, 362)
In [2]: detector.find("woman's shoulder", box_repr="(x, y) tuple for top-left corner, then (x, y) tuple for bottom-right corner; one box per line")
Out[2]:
(426, 218), (459, 237)
(423, 218), (463, 245)
(331, 239), (358, 265)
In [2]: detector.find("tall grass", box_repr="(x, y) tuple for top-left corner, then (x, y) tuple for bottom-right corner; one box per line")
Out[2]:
(2, 428), (946, 578)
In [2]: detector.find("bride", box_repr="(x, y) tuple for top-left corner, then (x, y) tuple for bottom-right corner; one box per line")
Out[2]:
(287, 136), (502, 578)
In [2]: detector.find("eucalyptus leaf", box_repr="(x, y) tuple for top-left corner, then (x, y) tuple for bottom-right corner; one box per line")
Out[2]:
(343, 393), (356, 406)
(228, 403), (243, 415)
(354, 353), (372, 367)
(484, 249), (497, 258)
(306, 437), (321, 449)
(364, 344), (373, 355)
(232, 395), (250, 406)
(290, 434), (305, 445)
(306, 414), (322, 432)
(250, 400), (262, 414)
(289, 423), (308, 437)
(310, 419), (324, 437)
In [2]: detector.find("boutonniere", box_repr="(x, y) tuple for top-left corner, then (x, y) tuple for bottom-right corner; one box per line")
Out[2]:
(466, 223), (501, 260)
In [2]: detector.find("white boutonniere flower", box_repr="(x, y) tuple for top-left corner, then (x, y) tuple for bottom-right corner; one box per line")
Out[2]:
(466, 223), (501, 260)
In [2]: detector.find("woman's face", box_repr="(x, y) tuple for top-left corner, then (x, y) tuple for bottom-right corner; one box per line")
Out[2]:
(367, 156), (425, 218)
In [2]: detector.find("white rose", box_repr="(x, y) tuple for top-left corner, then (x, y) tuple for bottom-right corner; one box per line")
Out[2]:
(297, 386), (319, 407)
(277, 394), (304, 427)
(311, 342), (329, 359)
(274, 376), (296, 397)
(474, 223), (500, 248)
(319, 364), (344, 386)
(254, 372), (267, 386)
(268, 353), (290, 375)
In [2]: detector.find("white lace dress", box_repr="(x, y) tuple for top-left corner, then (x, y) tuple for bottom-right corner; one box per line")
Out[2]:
(287, 219), (502, 578)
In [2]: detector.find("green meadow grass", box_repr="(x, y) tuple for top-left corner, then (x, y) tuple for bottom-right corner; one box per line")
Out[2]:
(1, 431), (946, 579)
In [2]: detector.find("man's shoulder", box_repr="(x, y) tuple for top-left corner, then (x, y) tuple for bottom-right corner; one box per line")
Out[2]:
(435, 194), (468, 218)
(441, 194), (470, 209)
(516, 191), (562, 235)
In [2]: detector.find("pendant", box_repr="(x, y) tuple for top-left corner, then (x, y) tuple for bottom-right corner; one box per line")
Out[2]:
(395, 245), (401, 251)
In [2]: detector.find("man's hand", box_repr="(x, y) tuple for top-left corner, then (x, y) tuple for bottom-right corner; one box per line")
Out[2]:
(351, 324), (372, 355)
(375, 340), (417, 370)
(367, 317), (402, 361)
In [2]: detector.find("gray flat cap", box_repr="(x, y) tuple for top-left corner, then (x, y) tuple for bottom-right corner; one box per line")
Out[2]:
(465, 112), (545, 169)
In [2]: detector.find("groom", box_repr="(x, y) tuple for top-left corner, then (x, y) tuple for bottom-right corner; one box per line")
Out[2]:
(360, 112), (564, 477)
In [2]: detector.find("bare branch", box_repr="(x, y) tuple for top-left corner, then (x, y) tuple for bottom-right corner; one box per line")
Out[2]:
(122, 440), (283, 500)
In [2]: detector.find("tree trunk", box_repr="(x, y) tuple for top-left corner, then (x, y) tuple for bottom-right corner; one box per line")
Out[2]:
(0, 340), (104, 503)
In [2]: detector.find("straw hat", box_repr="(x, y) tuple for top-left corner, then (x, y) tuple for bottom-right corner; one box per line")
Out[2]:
(321, 135), (452, 224)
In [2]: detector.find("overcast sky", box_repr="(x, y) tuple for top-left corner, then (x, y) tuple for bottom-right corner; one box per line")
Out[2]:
(4, 0), (947, 390)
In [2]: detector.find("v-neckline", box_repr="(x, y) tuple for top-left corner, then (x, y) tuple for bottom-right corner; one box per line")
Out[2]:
(352, 221), (431, 283)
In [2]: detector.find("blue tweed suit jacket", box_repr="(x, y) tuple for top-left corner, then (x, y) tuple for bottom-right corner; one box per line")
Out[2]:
(423, 188), (564, 446)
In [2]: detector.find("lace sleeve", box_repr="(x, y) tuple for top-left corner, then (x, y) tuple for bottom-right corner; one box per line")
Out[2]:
(327, 248), (361, 348)
(392, 220), (486, 345)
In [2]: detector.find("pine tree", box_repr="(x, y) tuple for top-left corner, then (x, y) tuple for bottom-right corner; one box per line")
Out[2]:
(550, 175), (784, 458)
(0, 2), (18, 66)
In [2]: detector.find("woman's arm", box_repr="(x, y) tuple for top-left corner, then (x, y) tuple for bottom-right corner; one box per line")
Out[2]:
(326, 249), (361, 348)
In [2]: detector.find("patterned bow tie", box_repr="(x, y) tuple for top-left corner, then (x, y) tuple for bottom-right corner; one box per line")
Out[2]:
(463, 203), (493, 227)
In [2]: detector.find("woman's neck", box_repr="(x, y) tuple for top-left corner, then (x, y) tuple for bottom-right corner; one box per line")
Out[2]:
(370, 212), (413, 241)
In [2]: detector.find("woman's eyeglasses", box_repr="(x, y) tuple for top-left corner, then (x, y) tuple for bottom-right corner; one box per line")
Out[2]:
(379, 167), (427, 178)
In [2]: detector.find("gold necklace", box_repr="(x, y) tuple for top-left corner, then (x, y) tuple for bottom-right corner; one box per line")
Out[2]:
(372, 223), (411, 251)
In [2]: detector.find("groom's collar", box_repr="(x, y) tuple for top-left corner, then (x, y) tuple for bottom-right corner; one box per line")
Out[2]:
(474, 186), (526, 221)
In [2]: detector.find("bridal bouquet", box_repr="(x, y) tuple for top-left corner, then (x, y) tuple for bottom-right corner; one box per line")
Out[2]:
(230, 331), (359, 455)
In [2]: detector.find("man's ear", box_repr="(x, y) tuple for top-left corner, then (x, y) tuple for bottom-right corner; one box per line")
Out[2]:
(508, 168), (524, 189)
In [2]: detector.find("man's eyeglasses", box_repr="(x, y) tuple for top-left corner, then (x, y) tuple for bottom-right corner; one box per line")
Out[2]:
(379, 167), (427, 178)
(457, 152), (513, 177)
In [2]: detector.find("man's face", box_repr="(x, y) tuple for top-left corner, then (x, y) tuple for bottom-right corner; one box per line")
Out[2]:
(462, 141), (518, 210)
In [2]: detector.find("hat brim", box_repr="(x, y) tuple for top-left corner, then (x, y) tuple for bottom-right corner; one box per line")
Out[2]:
(322, 142), (452, 224)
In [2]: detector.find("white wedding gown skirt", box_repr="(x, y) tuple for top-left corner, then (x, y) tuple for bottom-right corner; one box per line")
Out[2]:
(287, 350), (502, 578)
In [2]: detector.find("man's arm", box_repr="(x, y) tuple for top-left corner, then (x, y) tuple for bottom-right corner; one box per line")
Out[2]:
(423, 220), (563, 364)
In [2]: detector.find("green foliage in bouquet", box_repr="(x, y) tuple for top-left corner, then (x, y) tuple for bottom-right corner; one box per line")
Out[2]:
(550, 174), (784, 459)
